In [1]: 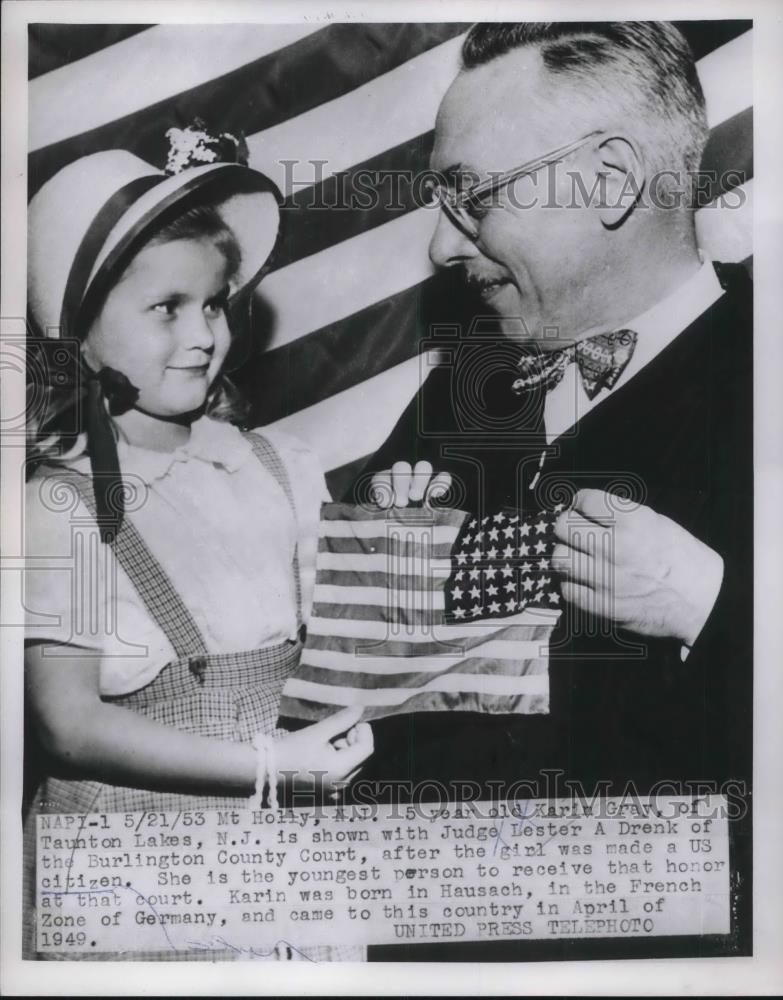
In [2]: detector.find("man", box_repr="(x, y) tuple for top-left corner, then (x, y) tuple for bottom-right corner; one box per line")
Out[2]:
(363, 22), (752, 808)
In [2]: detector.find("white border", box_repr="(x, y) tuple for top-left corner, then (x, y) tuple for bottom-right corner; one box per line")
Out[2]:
(2, 1), (782, 995)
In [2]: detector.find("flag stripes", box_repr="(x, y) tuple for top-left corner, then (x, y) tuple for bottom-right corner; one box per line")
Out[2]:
(282, 670), (550, 713)
(273, 131), (435, 270)
(28, 24), (325, 152)
(245, 33), (466, 198)
(279, 503), (558, 721)
(27, 24), (153, 80)
(268, 353), (433, 473)
(259, 208), (437, 349)
(29, 21), (753, 480)
(28, 23), (468, 186)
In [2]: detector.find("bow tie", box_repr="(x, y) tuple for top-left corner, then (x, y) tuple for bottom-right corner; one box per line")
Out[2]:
(511, 329), (638, 401)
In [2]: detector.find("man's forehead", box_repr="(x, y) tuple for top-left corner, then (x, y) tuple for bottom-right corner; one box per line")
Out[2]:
(431, 47), (553, 174)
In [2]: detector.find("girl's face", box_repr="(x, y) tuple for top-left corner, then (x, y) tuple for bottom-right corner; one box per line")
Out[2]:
(83, 237), (233, 420)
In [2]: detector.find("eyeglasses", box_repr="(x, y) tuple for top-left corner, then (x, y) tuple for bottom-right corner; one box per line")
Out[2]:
(424, 130), (602, 241)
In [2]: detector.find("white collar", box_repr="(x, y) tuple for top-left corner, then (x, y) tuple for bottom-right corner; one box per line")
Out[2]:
(610, 255), (724, 382)
(543, 256), (725, 444)
(69, 415), (253, 485)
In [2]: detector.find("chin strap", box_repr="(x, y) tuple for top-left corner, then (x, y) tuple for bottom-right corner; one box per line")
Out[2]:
(84, 365), (139, 543)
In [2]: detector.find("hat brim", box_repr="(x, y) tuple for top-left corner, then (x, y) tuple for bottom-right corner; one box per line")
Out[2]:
(74, 163), (281, 337)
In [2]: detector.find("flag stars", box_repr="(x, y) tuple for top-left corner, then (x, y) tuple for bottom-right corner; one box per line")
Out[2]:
(446, 506), (561, 624)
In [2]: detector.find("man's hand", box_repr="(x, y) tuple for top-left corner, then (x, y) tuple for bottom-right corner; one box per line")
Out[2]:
(550, 489), (724, 647)
(370, 461), (452, 508)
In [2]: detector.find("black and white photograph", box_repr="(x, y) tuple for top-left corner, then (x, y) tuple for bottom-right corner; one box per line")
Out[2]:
(1, 0), (781, 995)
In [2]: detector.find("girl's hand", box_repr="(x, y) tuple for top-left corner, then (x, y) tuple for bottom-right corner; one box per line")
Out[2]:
(276, 707), (373, 794)
(370, 460), (452, 509)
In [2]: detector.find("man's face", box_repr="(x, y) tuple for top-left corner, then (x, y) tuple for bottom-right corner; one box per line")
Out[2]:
(429, 49), (606, 345)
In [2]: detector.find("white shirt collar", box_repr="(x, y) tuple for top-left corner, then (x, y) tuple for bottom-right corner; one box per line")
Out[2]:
(609, 255), (724, 391)
(69, 415), (253, 485)
(543, 256), (725, 443)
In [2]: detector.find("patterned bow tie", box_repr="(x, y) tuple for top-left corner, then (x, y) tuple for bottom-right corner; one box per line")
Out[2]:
(511, 329), (638, 400)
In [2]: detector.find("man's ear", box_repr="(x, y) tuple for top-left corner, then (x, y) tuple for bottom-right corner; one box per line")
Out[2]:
(591, 134), (646, 230)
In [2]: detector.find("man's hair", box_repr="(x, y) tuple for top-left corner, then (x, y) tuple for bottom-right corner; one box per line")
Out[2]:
(462, 22), (709, 201)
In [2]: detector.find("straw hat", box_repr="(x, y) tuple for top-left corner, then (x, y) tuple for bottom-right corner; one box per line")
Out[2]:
(27, 126), (283, 543)
(28, 127), (282, 338)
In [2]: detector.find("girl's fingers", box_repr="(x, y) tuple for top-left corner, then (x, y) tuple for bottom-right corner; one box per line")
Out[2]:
(335, 739), (373, 778)
(332, 724), (374, 777)
(425, 472), (452, 507)
(349, 722), (372, 747)
(370, 471), (394, 509)
(391, 461), (412, 507)
(408, 460), (433, 502)
(372, 461), (448, 508)
(309, 706), (364, 741)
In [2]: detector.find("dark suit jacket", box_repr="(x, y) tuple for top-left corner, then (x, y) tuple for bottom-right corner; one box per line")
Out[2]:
(358, 261), (752, 797)
(353, 262), (753, 961)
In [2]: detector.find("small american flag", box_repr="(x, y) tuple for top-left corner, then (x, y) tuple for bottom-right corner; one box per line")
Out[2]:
(279, 502), (561, 723)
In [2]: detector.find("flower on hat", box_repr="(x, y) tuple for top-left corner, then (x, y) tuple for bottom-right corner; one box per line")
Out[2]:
(164, 118), (249, 176)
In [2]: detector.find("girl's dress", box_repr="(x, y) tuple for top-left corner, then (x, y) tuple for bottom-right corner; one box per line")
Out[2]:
(23, 417), (361, 961)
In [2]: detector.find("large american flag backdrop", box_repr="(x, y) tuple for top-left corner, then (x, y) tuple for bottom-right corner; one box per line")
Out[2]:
(28, 20), (753, 497)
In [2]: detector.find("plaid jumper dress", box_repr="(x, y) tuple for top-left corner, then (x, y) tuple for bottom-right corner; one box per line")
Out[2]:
(23, 432), (363, 962)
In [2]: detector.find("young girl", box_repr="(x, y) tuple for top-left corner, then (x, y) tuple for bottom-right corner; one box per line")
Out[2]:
(24, 128), (372, 961)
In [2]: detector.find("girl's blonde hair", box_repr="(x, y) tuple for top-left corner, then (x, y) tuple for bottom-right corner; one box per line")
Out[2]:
(27, 202), (250, 473)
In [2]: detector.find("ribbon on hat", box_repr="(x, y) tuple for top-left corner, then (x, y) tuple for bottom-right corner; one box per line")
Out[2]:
(511, 329), (638, 401)
(84, 365), (139, 543)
